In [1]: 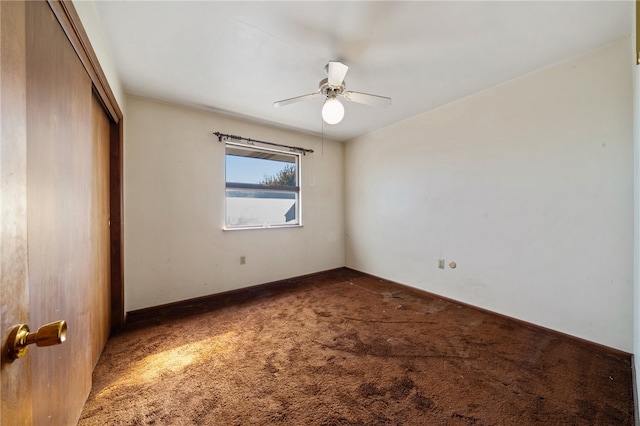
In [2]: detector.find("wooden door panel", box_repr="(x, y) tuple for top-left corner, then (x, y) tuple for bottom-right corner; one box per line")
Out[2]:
(25, 1), (93, 424)
(0, 1), (33, 424)
(2, 1), (115, 424)
(90, 92), (111, 368)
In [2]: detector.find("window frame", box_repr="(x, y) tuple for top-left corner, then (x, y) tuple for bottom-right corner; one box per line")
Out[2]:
(224, 142), (302, 230)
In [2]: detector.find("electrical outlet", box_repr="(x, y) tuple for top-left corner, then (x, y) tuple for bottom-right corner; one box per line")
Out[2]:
(240, 256), (246, 265)
(438, 259), (445, 269)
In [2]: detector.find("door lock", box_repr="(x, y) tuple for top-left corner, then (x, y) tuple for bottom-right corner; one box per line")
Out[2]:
(6, 320), (67, 361)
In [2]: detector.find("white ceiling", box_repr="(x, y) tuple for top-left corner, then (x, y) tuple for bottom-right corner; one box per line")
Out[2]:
(93, 1), (633, 142)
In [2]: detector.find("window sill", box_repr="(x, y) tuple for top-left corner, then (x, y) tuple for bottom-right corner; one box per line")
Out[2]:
(223, 224), (303, 231)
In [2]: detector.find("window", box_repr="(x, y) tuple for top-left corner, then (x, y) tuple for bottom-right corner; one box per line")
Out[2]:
(225, 143), (301, 229)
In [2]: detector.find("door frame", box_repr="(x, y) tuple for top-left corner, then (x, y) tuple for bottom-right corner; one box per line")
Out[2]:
(48, 0), (125, 329)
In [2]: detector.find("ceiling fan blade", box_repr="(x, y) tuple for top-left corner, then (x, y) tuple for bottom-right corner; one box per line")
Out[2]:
(327, 61), (349, 87)
(343, 91), (392, 108)
(273, 92), (322, 107)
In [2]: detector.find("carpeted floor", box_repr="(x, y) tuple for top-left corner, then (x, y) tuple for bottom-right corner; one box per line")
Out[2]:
(79, 268), (633, 425)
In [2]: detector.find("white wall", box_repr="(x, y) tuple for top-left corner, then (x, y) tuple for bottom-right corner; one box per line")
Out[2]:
(125, 96), (344, 311)
(345, 38), (634, 352)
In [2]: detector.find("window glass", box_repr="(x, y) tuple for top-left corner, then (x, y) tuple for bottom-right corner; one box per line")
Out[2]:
(225, 144), (300, 228)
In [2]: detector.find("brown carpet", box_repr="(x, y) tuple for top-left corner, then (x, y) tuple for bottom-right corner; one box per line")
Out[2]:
(79, 268), (633, 425)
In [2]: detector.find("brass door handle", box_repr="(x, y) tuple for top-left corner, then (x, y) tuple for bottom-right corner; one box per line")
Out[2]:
(6, 320), (67, 360)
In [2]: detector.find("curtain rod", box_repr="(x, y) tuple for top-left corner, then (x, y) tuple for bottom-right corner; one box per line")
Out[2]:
(214, 132), (314, 155)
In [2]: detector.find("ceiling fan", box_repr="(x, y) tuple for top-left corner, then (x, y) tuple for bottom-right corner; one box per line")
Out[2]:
(273, 61), (391, 125)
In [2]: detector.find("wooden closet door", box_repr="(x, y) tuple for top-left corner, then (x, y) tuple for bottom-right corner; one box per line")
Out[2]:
(25, 0), (94, 423)
(1, 1), (114, 424)
(90, 91), (112, 369)
(0, 1), (33, 424)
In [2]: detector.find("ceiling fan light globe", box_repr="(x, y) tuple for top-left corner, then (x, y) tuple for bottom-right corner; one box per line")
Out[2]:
(322, 97), (344, 125)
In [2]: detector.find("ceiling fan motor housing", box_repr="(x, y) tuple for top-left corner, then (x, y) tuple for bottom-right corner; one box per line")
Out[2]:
(319, 78), (345, 97)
